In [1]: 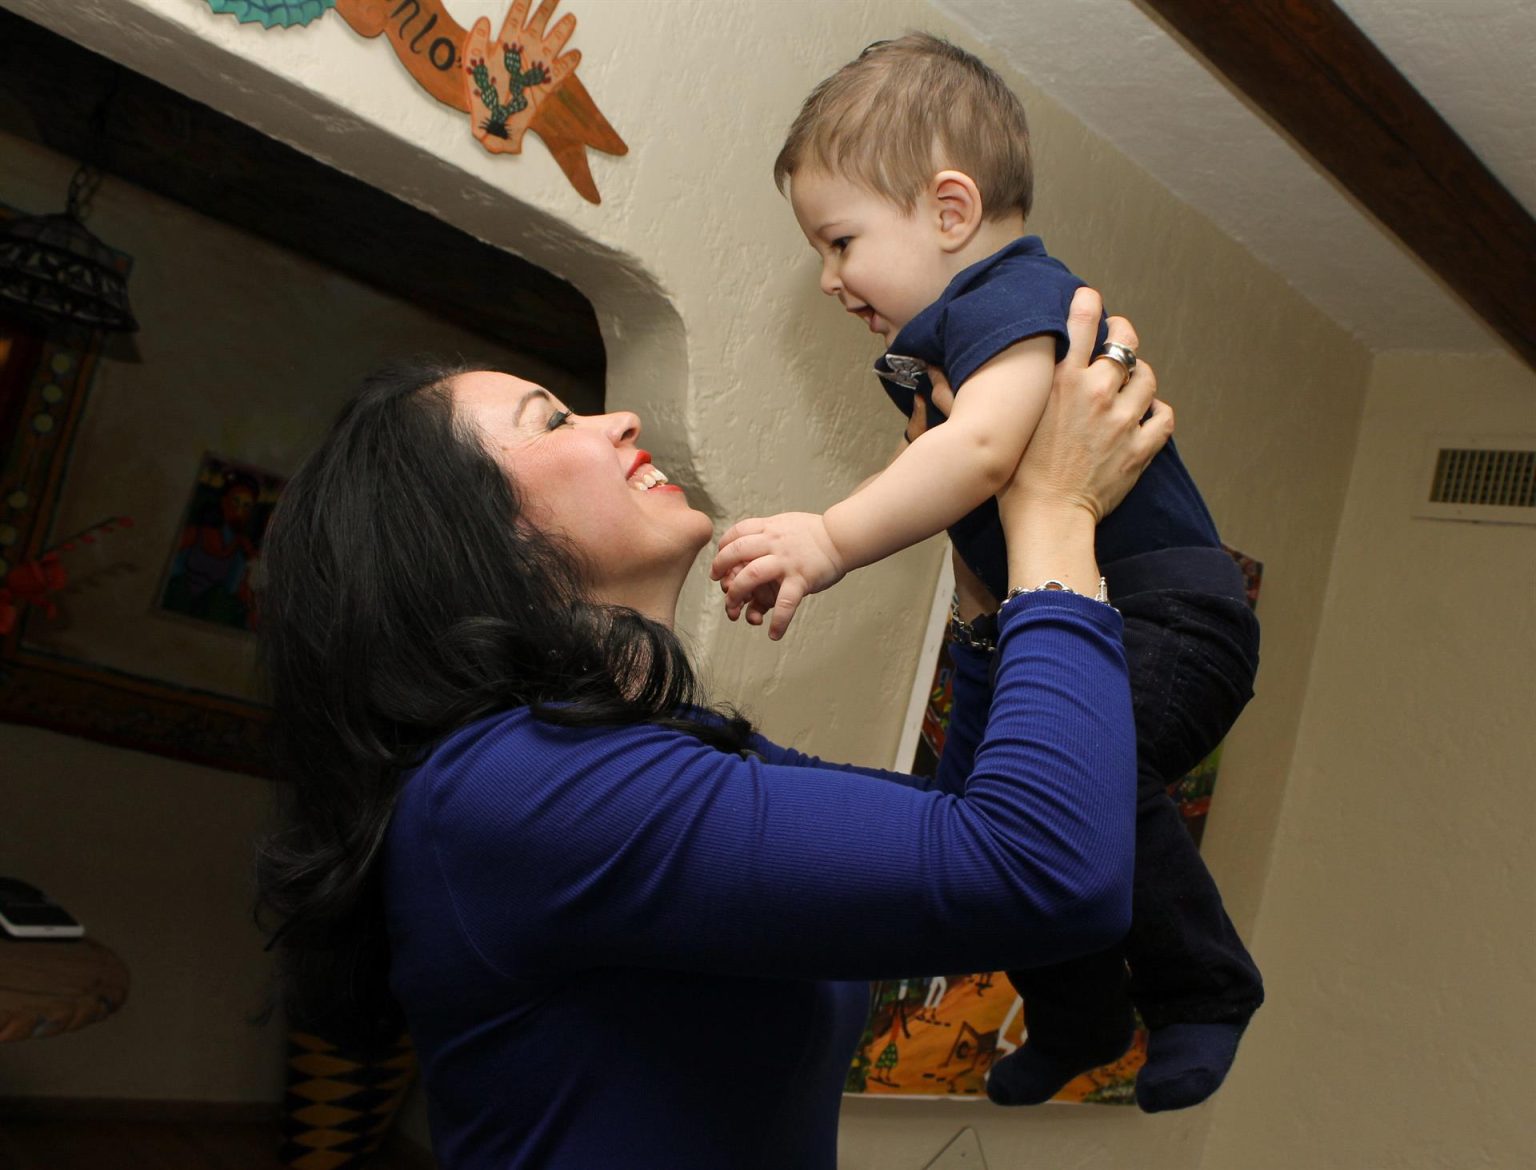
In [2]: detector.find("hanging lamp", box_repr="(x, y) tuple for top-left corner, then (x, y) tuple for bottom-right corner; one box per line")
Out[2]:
(0, 165), (138, 334)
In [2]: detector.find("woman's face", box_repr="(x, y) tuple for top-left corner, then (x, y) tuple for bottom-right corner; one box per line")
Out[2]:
(450, 371), (713, 617)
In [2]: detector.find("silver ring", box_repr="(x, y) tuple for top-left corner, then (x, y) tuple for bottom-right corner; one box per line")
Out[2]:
(1096, 341), (1137, 382)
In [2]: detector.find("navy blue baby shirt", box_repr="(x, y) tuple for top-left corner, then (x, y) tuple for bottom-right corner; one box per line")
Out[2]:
(877, 237), (1221, 595)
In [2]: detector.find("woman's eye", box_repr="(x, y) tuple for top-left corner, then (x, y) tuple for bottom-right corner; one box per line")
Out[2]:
(545, 409), (574, 431)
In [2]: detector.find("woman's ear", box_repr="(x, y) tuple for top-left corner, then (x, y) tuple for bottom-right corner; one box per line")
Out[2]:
(932, 170), (984, 252)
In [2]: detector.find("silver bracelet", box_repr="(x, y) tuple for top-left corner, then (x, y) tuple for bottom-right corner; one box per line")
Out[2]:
(1002, 577), (1111, 608)
(948, 597), (1000, 652)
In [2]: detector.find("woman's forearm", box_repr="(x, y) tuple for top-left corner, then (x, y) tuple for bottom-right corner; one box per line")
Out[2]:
(1002, 502), (1101, 596)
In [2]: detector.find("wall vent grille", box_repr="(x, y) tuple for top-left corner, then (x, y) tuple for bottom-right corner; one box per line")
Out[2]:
(1415, 436), (1536, 526)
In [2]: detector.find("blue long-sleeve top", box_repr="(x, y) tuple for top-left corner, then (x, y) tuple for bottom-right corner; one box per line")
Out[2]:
(384, 592), (1135, 1169)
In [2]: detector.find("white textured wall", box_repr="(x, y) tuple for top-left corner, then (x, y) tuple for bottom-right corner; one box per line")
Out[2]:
(0, 3), (1396, 1166)
(1203, 350), (1536, 1170)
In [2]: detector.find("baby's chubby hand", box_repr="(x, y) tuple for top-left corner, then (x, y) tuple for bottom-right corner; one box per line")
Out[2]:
(710, 512), (847, 640)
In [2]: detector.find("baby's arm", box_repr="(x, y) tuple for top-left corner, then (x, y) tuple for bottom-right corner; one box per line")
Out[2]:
(712, 434), (910, 634)
(714, 335), (1055, 638)
(823, 335), (1056, 570)
(856, 435), (915, 494)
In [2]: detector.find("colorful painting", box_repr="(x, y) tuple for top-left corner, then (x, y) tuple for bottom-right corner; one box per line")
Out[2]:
(846, 549), (1263, 1101)
(202, 0), (627, 204)
(157, 455), (284, 633)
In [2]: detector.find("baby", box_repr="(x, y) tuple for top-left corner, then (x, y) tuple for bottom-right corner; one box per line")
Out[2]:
(714, 34), (1263, 1112)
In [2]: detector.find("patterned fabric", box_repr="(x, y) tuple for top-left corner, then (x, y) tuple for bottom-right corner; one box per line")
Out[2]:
(280, 1030), (417, 1169)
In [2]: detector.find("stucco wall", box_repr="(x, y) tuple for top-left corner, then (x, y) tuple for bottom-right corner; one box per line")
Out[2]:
(0, 1), (1427, 1166)
(1202, 350), (1536, 1170)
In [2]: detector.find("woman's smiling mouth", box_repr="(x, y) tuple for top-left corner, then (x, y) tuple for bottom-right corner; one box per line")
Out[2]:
(627, 452), (678, 492)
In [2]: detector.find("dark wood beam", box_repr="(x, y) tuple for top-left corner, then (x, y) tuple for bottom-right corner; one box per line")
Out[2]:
(0, 8), (605, 395)
(1139, 0), (1536, 370)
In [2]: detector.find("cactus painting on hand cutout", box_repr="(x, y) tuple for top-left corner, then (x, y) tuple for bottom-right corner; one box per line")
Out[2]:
(464, 0), (579, 155)
(202, 0), (625, 203)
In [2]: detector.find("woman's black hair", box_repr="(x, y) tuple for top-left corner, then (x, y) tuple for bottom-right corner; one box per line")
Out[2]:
(255, 359), (752, 1049)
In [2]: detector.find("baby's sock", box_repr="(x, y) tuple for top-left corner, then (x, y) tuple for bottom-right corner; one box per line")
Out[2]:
(985, 1011), (1134, 1106)
(1134, 1020), (1245, 1113)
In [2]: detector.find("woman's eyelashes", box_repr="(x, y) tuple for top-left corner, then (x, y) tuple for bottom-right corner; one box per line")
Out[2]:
(545, 409), (574, 431)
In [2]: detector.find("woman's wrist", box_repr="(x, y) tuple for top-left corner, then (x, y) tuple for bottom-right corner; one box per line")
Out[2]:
(1003, 502), (1100, 597)
(1004, 577), (1110, 608)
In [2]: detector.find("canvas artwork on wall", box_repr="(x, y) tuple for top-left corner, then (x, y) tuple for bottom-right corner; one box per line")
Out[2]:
(844, 549), (1263, 1102)
(157, 454), (284, 634)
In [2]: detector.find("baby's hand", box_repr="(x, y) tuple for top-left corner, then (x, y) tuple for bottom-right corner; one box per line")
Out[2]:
(710, 512), (847, 640)
(717, 567), (782, 633)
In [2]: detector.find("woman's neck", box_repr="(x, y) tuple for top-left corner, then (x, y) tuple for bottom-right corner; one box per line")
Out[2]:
(593, 566), (687, 629)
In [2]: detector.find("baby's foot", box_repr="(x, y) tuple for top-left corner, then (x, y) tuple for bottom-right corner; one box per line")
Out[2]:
(1134, 1020), (1246, 1112)
(986, 1015), (1134, 1106)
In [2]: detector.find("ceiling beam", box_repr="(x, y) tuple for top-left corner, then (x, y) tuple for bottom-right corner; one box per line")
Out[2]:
(1139, 0), (1536, 370)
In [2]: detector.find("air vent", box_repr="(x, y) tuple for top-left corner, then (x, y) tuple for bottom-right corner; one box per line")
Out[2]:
(1415, 436), (1536, 525)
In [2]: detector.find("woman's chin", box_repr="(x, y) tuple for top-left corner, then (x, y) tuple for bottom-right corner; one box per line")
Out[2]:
(682, 511), (715, 554)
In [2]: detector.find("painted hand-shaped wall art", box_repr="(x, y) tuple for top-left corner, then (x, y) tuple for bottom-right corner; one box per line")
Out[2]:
(203, 0), (626, 203)
(463, 0), (580, 155)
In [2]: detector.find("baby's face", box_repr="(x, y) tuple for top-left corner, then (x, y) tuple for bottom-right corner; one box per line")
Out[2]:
(789, 168), (953, 342)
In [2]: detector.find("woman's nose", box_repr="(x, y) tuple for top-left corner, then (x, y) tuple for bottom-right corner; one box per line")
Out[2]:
(600, 410), (641, 444)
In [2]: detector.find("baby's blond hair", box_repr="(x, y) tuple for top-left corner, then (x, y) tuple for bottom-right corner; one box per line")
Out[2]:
(774, 33), (1033, 221)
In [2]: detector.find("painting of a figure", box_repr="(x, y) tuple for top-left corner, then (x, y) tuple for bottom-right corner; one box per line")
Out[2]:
(158, 454), (284, 632)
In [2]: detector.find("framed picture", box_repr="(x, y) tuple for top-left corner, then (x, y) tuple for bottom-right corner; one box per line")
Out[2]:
(0, 326), (272, 773)
(155, 453), (285, 635)
(845, 546), (1263, 1102)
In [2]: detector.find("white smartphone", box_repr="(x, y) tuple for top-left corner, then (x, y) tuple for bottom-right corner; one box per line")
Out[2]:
(0, 879), (84, 940)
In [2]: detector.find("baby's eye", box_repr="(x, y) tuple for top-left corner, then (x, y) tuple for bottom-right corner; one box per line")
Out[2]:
(545, 409), (574, 431)
(831, 237), (851, 253)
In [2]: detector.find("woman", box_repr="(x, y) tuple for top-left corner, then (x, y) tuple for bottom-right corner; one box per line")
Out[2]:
(258, 290), (1169, 1168)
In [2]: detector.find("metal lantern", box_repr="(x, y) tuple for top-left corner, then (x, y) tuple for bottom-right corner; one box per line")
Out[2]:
(0, 167), (138, 334)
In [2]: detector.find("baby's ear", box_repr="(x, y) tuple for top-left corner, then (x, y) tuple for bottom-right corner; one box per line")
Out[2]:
(932, 171), (983, 250)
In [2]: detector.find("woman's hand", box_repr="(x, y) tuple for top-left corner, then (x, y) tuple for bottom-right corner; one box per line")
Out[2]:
(907, 289), (1170, 598)
(904, 378), (956, 445)
(999, 289), (1171, 531)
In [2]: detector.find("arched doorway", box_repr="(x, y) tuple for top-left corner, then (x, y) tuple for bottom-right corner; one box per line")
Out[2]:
(0, 5), (608, 770)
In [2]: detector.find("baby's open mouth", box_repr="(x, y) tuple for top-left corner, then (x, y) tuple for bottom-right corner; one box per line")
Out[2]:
(849, 306), (883, 333)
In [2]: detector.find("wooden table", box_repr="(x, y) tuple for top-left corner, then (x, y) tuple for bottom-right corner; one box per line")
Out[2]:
(0, 937), (129, 1042)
